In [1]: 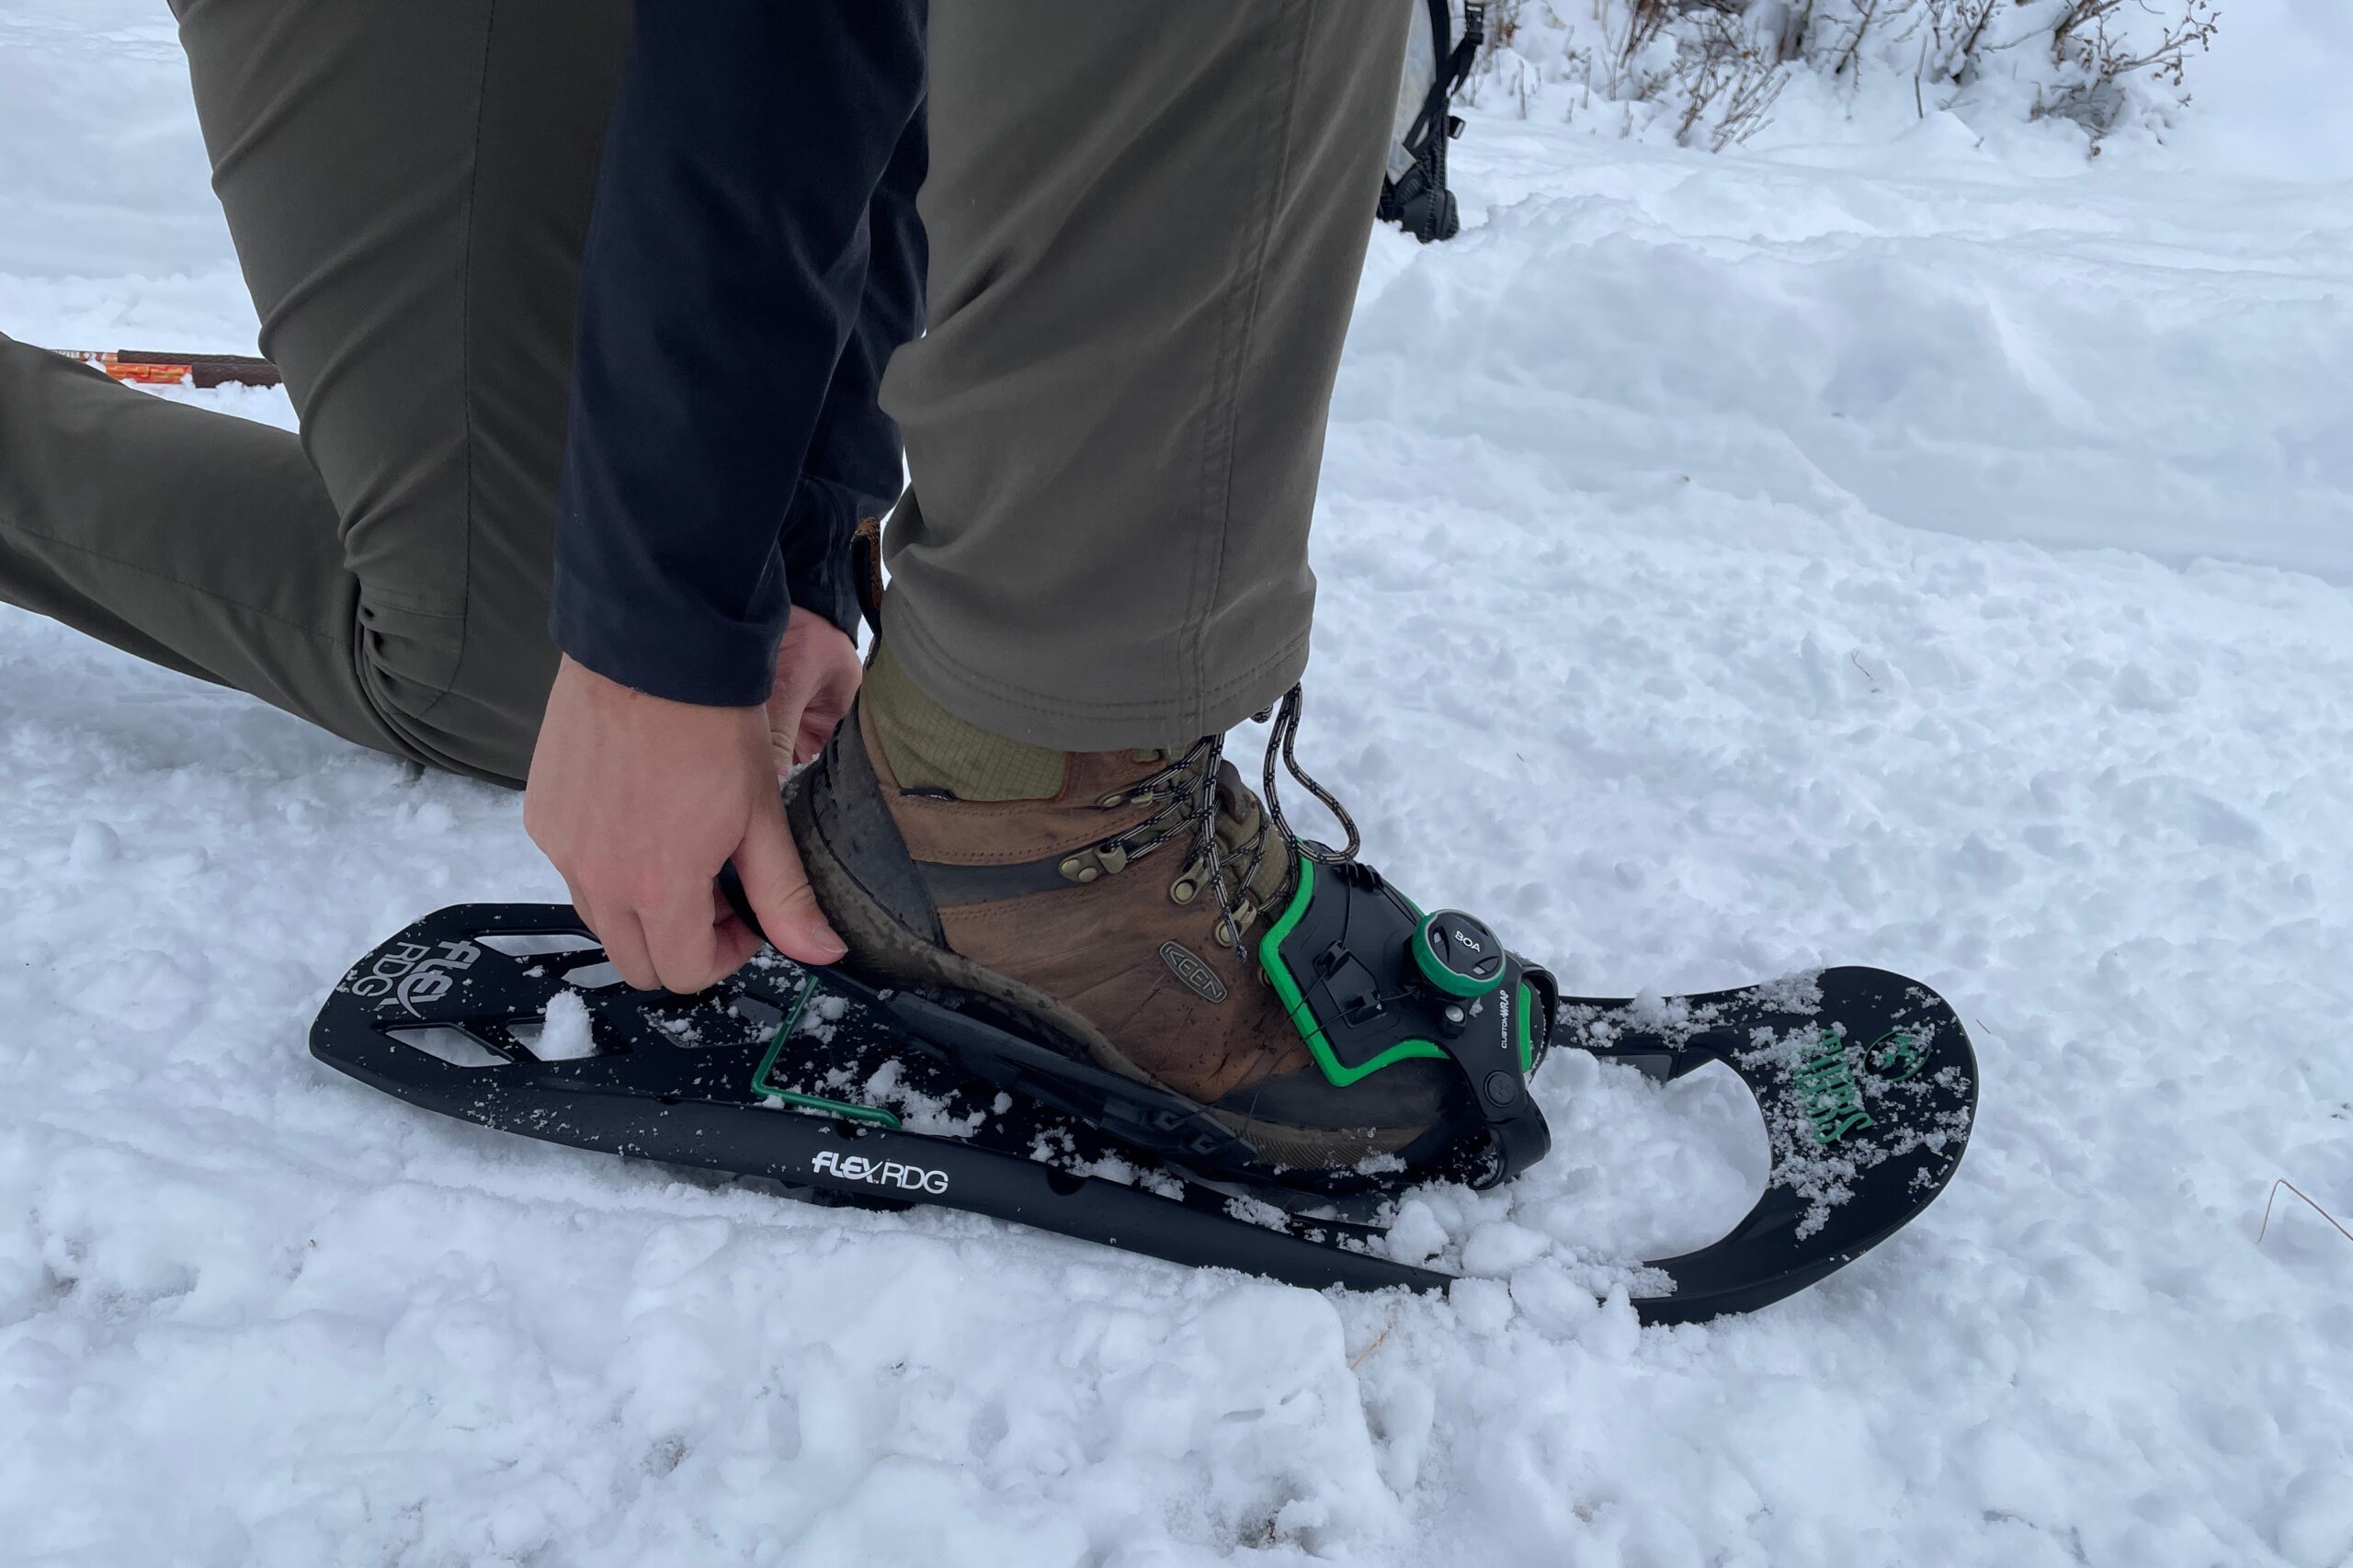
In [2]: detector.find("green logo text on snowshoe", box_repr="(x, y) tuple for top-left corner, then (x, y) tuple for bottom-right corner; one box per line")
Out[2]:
(1792, 1033), (1877, 1145)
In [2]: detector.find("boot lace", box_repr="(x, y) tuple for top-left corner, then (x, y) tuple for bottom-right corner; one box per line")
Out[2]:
(1096, 685), (1358, 963)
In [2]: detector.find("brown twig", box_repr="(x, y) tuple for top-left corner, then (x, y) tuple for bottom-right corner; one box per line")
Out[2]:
(1349, 1323), (1396, 1370)
(2257, 1179), (2352, 1246)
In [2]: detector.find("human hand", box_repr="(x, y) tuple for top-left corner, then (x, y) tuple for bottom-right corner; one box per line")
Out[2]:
(767, 608), (863, 777)
(525, 655), (847, 993)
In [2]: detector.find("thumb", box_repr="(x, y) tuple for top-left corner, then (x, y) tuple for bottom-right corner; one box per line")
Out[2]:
(733, 795), (847, 965)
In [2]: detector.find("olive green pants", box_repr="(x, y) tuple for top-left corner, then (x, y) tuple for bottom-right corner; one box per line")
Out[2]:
(0, 0), (1408, 781)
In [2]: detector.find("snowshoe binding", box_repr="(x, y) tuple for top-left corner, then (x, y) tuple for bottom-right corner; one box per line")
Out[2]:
(771, 665), (1550, 1199)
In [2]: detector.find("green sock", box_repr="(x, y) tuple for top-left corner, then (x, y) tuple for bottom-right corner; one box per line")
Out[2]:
(863, 642), (1068, 801)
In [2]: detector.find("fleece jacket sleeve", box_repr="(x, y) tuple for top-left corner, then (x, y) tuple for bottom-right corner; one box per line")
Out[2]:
(550, 0), (926, 707)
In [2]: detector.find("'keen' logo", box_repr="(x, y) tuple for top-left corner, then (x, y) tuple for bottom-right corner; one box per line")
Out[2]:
(1159, 941), (1229, 1004)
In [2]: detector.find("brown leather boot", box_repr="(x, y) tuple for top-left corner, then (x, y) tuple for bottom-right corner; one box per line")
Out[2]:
(783, 676), (1471, 1178)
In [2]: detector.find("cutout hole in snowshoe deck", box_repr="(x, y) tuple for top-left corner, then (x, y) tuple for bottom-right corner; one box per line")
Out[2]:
(502, 1008), (603, 1062)
(728, 996), (786, 1034)
(477, 932), (598, 960)
(387, 1026), (507, 1070)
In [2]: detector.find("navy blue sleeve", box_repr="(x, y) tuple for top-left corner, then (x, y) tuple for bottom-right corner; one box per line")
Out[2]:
(779, 108), (927, 647)
(551, 0), (926, 708)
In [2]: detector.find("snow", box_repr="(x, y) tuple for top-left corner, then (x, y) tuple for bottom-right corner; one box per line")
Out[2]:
(2158, 0), (2353, 182)
(533, 990), (597, 1062)
(4, 3), (2349, 1563)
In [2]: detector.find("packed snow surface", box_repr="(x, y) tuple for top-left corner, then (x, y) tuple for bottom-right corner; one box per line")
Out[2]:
(5, 4), (2350, 1564)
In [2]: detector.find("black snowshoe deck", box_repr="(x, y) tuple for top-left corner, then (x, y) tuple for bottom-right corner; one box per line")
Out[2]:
(311, 903), (1977, 1323)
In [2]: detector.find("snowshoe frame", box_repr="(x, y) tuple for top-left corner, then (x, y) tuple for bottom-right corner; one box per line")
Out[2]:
(311, 903), (1977, 1324)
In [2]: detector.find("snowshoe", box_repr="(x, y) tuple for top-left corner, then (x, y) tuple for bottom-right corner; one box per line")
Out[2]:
(312, 885), (1977, 1322)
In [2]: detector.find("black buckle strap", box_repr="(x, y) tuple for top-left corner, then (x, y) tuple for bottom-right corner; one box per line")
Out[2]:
(1452, 2), (1485, 91)
(1403, 0), (1483, 155)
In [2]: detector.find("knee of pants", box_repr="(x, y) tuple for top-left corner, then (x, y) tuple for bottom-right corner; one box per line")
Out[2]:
(356, 595), (557, 789)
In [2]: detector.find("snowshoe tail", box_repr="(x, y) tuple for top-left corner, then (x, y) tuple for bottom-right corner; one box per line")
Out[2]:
(1568, 967), (1978, 1324)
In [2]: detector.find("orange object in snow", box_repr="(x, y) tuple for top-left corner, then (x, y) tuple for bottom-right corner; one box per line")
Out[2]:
(55, 347), (282, 390)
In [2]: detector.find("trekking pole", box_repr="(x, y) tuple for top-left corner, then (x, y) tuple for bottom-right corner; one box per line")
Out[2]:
(49, 347), (281, 390)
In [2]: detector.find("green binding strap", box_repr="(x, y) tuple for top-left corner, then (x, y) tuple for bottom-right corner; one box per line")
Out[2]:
(1258, 856), (1449, 1088)
(751, 976), (903, 1129)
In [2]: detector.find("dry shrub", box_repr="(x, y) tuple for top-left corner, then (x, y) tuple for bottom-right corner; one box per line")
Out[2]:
(1462, 0), (2221, 151)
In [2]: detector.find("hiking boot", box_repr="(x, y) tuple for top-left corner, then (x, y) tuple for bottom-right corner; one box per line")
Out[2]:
(782, 647), (1473, 1179)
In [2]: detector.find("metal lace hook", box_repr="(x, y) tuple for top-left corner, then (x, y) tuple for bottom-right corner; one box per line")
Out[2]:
(1165, 733), (1249, 963)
